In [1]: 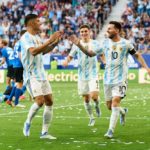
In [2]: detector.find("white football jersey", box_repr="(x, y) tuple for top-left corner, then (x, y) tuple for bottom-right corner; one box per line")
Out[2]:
(69, 39), (103, 80)
(20, 32), (46, 85)
(96, 38), (135, 84)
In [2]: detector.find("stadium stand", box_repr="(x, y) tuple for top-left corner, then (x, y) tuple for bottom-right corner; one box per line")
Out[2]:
(0, 0), (118, 54)
(121, 0), (150, 54)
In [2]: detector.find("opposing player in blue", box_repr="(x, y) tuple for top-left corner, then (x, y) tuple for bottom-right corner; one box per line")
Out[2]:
(6, 30), (27, 107)
(0, 39), (15, 92)
(63, 24), (104, 126)
(69, 21), (150, 138)
(20, 14), (62, 139)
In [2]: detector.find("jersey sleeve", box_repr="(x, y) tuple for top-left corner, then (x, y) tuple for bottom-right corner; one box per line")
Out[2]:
(1, 49), (7, 58)
(127, 41), (136, 55)
(69, 44), (78, 57)
(21, 33), (36, 51)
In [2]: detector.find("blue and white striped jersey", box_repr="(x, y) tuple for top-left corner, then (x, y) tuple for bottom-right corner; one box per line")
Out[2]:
(1, 46), (15, 67)
(20, 32), (46, 85)
(69, 39), (103, 81)
(96, 38), (134, 84)
(13, 40), (23, 68)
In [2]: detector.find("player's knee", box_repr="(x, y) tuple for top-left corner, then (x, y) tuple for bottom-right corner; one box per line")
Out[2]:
(112, 97), (121, 107)
(112, 101), (119, 107)
(35, 96), (45, 107)
(45, 100), (53, 106)
(37, 101), (44, 107)
(44, 94), (53, 106)
(83, 95), (90, 102)
(91, 95), (98, 101)
(90, 92), (98, 100)
(106, 101), (112, 110)
(107, 104), (111, 110)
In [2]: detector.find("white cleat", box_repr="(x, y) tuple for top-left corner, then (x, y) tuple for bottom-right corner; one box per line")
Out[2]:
(40, 132), (57, 140)
(104, 129), (114, 139)
(88, 118), (95, 126)
(23, 122), (30, 137)
(15, 104), (26, 108)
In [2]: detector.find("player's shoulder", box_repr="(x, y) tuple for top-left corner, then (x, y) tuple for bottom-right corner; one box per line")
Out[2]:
(14, 40), (21, 49)
(20, 32), (31, 41)
(120, 38), (131, 44)
(14, 40), (20, 46)
(102, 38), (110, 47)
(7, 46), (13, 51)
(91, 39), (98, 43)
(91, 39), (100, 45)
(1, 47), (6, 54)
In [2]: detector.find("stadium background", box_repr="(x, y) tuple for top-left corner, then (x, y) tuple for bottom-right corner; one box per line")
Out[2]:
(0, 0), (150, 150)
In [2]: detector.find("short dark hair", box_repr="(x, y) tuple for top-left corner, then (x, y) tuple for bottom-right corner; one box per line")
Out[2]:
(20, 30), (26, 36)
(79, 24), (90, 30)
(109, 21), (122, 32)
(2, 39), (8, 46)
(24, 14), (38, 26)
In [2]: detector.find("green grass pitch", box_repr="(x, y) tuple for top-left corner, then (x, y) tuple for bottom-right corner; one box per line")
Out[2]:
(0, 71), (150, 150)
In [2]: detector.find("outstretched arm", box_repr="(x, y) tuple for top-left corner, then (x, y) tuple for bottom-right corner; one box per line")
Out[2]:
(42, 38), (60, 55)
(29, 31), (63, 56)
(134, 52), (150, 75)
(69, 35), (96, 57)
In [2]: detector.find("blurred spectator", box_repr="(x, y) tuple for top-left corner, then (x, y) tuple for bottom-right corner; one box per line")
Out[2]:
(0, 22), (4, 38)
(121, 0), (150, 54)
(0, 0), (118, 55)
(138, 37), (148, 54)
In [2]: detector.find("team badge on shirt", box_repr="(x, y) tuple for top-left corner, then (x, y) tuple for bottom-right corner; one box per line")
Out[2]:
(112, 45), (116, 51)
(118, 45), (122, 51)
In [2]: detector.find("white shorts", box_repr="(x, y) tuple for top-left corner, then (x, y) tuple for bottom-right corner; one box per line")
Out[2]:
(78, 79), (99, 95)
(26, 78), (52, 98)
(104, 81), (128, 101)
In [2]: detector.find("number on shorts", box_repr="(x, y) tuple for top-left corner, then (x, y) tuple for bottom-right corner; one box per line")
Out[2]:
(119, 85), (126, 95)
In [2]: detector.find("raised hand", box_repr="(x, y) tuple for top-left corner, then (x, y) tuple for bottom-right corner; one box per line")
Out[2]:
(49, 31), (63, 44)
(69, 35), (80, 45)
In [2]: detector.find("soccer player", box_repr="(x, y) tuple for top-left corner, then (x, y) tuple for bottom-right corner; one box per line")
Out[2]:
(6, 30), (27, 107)
(20, 14), (62, 139)
(69, 21), (150, 138)
(63, 24), (104, 126)
(0, 39), (15, 92)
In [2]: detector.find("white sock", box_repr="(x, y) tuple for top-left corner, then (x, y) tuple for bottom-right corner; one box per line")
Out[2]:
(42, 105), (53, 134)
(109, 107), (120, 132)
(119, 107), (125, 114)
(84, 101), (94, 119)
(26, 103), (40, 124)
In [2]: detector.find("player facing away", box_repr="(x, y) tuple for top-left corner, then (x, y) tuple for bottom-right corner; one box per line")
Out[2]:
(0, 39), (15, 92)
(6, 30), (27, 107)
(63, 25), (104, 126)
(69, 21), (150, 138)
(20, 14), (62, 139)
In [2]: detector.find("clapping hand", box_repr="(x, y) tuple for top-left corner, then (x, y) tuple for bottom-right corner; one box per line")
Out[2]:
(69, 35), (80, 45)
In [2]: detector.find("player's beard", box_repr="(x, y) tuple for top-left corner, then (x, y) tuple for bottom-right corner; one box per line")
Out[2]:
(108, 33), (116, 39)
